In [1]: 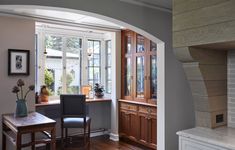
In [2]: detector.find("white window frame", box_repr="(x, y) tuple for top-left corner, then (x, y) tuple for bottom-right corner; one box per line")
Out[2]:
(36, 23), (108, 100)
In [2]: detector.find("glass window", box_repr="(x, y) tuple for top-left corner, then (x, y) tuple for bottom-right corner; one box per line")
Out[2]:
(87, 40), (101, 88)
(105, 40), (112, 94)
(45, 35), (63, 96)
(44, 35), (82, 96)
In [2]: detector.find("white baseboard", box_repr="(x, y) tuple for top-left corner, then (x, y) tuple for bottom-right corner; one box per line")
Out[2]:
(90, 130), (110, 137)
(109, 133), (119, 141)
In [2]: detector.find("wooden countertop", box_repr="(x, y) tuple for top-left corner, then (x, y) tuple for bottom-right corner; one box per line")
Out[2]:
(35, 98), (111, 107)
(119, 99), (157, 107)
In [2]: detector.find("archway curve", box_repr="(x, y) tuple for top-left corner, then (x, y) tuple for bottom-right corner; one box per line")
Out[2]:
(0, 4), (165, 150)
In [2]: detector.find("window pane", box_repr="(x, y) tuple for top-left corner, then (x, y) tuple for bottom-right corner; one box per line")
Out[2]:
(136, 56), (145, 98)
(45, 55), (63, 96)
(88, 67), (94, 80)
(94, 41), (100, 54)
(107, 54), (111, 66)
(136, 34), (145, 53)
(107, 67), (111, 80)
(107, 81), (112, 94)
(66, 37), (81, 94)
(66, 37), (82, 52)
(45, 35), (63, 96)
(107, 41), (111, 54)
(88, 80), (93, 87)
(45, 35), (62, 51)
(93, 54), (100, 66)
(94, 67), (100, 81)
(87, 40), (101, 88)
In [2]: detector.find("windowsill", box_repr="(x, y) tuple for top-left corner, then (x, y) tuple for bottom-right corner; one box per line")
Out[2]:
(35, 97), (112, 107)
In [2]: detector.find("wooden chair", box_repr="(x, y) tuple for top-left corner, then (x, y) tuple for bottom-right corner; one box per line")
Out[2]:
(60, 94), (91, 149)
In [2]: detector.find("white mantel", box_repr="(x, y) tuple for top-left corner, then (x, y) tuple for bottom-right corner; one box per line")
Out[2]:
(177, 127), (235, 150)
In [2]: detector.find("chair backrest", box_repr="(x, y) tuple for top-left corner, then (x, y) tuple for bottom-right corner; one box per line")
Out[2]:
(60, 94), (86, 118)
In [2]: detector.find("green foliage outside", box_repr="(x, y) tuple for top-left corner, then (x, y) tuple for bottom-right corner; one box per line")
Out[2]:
(57, 73), (79, 95)
(44, 69), (54, 96)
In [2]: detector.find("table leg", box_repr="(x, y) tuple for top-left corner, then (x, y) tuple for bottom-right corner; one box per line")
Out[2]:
(2, 123), (6, 150)
(16, 133), (21, 150)
(2, 131), (6, 150)
(31, 133), (35, 150)
(51, 127), (56, 150)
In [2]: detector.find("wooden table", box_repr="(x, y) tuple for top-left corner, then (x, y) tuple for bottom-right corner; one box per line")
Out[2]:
(2, 112), (56, 150)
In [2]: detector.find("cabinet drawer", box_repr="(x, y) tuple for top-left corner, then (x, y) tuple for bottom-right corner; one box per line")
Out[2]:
(139, 106), (156, 115)
(120, 102), (137, 111)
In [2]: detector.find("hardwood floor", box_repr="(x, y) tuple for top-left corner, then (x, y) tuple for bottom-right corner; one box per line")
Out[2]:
(37, 135), (153, 150)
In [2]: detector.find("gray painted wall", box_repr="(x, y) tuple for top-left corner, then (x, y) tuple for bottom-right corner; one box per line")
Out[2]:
(36, 102), (111, 137)
(0, 1), (195, 149)
(0, 16), (35, 149)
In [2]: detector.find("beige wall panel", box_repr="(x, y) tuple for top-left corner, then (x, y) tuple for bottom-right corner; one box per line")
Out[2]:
(173, 0), (228, 15)
(174, 20), (235, 48)
(189, 80), (227, 96)
(195, 111), (212, 128)
(174, 47), (227, 64)
(193, 95), (227, 112)
(174, 1), (235, 31)
(183, 63), (227, 80)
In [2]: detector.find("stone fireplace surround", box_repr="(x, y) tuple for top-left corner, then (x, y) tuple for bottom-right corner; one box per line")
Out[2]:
(175, 46), (235, 129)
(174, 46), (227, 128)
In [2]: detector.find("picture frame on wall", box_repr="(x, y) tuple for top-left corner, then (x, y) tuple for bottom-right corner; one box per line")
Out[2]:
(8, 49), (30, 76)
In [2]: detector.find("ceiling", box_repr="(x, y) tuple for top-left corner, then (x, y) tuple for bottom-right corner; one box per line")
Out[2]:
(120, 0), (172, 12)
(0, 1), (171, 30)
(0, 6), (123, 30)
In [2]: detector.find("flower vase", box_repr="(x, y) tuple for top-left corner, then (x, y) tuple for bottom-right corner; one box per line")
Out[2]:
(15, 99), (28, 117)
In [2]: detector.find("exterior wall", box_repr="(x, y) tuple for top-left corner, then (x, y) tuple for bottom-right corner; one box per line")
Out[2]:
(228, 50), (235, 127)
(0, 16), (35, 149)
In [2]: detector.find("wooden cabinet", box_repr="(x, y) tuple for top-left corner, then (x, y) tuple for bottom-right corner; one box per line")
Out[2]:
(121, 30), (157, 104)
(119, 101), (157, 149)
(120, 30), (157, 149)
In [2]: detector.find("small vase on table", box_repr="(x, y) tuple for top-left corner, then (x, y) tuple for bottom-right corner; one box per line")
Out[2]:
(12, 79), (35, 118)
(15, 99), (28, 117)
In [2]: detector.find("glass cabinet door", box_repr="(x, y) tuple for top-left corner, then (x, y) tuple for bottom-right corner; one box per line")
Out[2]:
(136, 56), (145, 98)
(150, 41), (157, 51)
(136, 34), (145, 53)
(150, 55), (157, 99)
(124, 57), (132, 96)
(125, 34), (132, 54)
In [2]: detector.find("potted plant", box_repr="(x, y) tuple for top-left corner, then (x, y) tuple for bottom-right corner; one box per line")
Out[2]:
(39, 85), (50, 102)
(93, 83), (104, 98)
(12, 79), (35, 117)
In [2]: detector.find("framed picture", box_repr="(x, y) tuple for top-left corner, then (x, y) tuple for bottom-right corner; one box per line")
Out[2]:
(8, 49), (30, 75)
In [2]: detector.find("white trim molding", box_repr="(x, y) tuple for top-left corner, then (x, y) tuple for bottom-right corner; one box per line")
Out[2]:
(109, 133), (119, 141)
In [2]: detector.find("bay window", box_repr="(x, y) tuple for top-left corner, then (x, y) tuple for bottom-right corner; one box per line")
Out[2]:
(36, 23), (112, 99)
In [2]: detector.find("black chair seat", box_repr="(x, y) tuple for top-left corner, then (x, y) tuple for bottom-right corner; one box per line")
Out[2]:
(63, 117), (91, 128)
